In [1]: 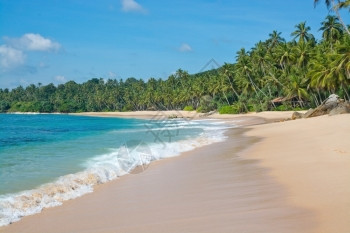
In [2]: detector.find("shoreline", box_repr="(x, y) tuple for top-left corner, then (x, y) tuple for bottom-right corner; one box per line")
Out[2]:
(0, 120), (314, 233)
(0, 113), (229, 227)
(70, 110), (297, 122)
(1, 112), (349, 232)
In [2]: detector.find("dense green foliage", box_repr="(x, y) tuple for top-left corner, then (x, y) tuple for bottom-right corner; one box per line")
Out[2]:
(183, 106), (194, 111)
(219, 105), (237, 114)
(1, 14), (350, 114)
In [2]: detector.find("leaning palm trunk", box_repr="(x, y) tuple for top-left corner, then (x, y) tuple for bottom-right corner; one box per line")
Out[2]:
(224, 74), (249, 112)
(317, 89), (324, 106)
(313, 94), (320, 106)
(331, 0), (350, 35)
(247, 75), (265, 110)
(248, 75), (277, 109)
(341, 83), (350, 101)
(222, 90), (230, 105)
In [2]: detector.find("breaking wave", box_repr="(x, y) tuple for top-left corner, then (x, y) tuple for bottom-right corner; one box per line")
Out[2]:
(0, 120), (233, 226)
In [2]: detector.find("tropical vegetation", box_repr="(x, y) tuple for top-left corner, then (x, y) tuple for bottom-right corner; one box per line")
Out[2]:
(1, 10), (350, 114)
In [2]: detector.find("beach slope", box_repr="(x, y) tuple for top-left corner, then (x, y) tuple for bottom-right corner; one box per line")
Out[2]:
(243, 114), (350, 233)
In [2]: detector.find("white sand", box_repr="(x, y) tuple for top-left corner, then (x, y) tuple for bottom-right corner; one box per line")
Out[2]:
(242, 114), (350, 233)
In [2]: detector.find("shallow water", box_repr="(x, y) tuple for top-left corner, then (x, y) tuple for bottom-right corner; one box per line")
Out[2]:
(0, 114), (230, 226)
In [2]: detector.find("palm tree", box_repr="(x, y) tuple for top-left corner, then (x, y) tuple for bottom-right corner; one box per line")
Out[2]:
(235, 49), (256, 96)
(251, 41), (270, 76)
(308, 57), (333, 92)
(319, 15), (343, 49)
(267, 30), (285, 50)
(221, 63), (240, 100)
(314, 0), (350, 35)
(293, 42), (313, 68)
(332, 37), (350, 99)
(338, 0), (350, 10)
(291, 22), (313, 44)
(235, 49), (269, 108)
(276, 43), (295, 73)
(285, 73), (310, 107)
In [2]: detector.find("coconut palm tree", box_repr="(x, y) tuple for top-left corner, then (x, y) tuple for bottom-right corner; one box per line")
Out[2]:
(308, 40), (350, 101)
(314, 0), (350, 35)
(267, 30), (285, 50)
(221, 63), (240, 100)
(235, 49), (269, 108)
(291, 22), (313, 44)
(293, 42), (313, 68)
(235, 49), (256, 96)
(276, 42), (296, 73)
(308, 57), (333, 92)
(251, 42), (269, 76)
(319, 15), (343, 49)
(338, 0), (350, 10)
(331, 37), (350, 99)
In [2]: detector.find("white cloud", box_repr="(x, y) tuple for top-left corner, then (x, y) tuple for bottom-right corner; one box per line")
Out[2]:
(121, 0), (146, 13)
(179, 43), (193, 52)
(5, 33), (61, 51)
(55, 75), (67, 83)
(0, 45), (25, 68)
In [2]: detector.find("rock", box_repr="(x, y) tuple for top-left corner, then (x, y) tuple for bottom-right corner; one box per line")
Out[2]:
(304, 108), (314, 118)
(305, 94), (341, 118)
(292, 94), (350, 119)
(325, 94), (339, 107)
(329, 101), (350, 116)
(305, 108), (325, 118)
(292, 111), (304, 120)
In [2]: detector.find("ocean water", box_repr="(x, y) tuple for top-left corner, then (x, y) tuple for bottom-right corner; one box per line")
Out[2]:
(0, 113), (230, 226)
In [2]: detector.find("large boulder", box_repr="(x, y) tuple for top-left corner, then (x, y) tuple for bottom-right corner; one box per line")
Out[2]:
(325, 94), (339, 107)
(306, 94), (340, 118)
(329, 101), (350, 116)
(291, 94), (350, 119)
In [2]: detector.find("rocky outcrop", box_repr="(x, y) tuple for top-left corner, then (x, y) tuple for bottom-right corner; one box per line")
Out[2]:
(291, 111), (304, 120)
(329, 101), (350, 116)
(292, 94), (350, 119)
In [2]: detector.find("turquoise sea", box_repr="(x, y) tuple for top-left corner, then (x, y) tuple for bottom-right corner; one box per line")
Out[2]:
(0, 113), (229, 226)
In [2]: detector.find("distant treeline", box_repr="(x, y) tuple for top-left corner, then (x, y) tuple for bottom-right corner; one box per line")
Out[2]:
(1, 16), (350, 114)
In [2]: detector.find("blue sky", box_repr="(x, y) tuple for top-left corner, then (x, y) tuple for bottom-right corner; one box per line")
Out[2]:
(0, 0), (349, 88)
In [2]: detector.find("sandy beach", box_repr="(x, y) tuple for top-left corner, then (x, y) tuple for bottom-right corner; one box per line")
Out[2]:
(71, 110), (296, 121)
(1, 111), (349, 233)
(243, 114), (350, 233)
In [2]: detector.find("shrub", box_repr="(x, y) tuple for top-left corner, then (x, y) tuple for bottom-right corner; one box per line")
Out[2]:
(183, 105), (194, 111)
(219, 105), (236, 114)
(247, 104), (255, 112)
(234, 101), (248, 113)
(196, 106), (204, 113)
(274, 104), (290, 111)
